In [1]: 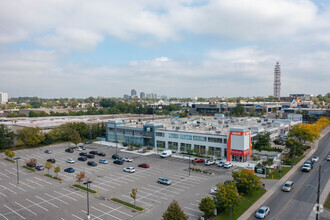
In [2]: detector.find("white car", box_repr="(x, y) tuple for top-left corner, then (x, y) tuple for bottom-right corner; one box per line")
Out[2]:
(210, 187), (218, 194)
(255, 206), (270, 219)
(205, 160), (216, 166)
(123, 167), (135, 173)
(224, 162), (233, 168)
(99, 159), (108, 164)
(66, 158), (75, 164)
(311, 156), (319, 163)
(75, 147), (82, 151)
(217, 161), (224, 167)
(123, 157), (133, 162)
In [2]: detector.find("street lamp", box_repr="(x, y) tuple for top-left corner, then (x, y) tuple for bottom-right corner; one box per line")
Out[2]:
(83, 180), (92, 220)
(13, 157), (20, 185)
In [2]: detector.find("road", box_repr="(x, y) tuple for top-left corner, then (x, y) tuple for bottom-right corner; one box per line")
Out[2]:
(248, 132), (330, 220)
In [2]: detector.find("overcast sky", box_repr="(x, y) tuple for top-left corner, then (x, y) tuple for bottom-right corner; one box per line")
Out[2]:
(1, 0), (329, 98)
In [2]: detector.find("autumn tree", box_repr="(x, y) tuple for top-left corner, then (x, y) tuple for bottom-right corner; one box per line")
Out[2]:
(27, 158), (37, 167)
(76, 171), (86, 185)
(232, 169), (262, 195)
(0, 124), (14, 149)
(8, 151), (15, 160)
(199, 196), (215, 219)
(213, 181), (241, 213)
(54, 165), (60, 178)
(130, 188), (138, 206)
(70, 130), (82, 147)
(17, 127), (45, 146)
(289, 124), (319, 144)
(45, 161), (53, 174)
(162, 200), (188, 220)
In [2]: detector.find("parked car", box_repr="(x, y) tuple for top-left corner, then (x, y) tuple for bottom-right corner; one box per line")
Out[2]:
(65, 148), (74, 153)
(282, 181), (294, 192)
(85, 140), (92, 144)
(79, 152), (87, 156)
(87, 161), (97, 167)
(75, 147), (82, 151)
(311, 156), (319, 163)
(157, 177), (171, 185)
(123, 157), (133, 162)
(138, 163), (150, 168)
(113, 159), (124, 165)
(98, 152), (106, 157)
(327, 154), (330, 161)
(78, 156), (87, 161)
(112, 154), (121, 160)
(223, 162), (233, 168)
(64, 168), (75, 173)
(89, 151), (98, 155)
(255, 206), (270, 219)
(99, 159), (108, 164)
(79, 145), (86, 150)
(192, 158), (205, 163)
(217, 161), (225, 167)
(35, 165), (44, 171)
(123, 167), (135, 173)
(66, 158), (75, 164)
(47, 158), (56, 163)
(210, 187), (218, 194)
(87, 154), (95, 159)
(160, 150), (172, 158)
(44, 150), (52, 154)
(205, 159), (216, 166)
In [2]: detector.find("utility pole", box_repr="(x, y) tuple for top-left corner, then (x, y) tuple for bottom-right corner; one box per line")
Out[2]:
(316, 165), (321, 220)
(83, 181), (92, 220)
(14, 157), (20, 184)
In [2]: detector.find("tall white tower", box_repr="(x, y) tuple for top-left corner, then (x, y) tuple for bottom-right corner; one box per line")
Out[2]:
(273, 62), (281, 99)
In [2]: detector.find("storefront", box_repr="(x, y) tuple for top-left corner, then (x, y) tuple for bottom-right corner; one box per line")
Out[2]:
(227, 128), (251, 162)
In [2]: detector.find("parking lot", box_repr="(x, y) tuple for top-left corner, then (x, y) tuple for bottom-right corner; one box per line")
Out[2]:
(0, 143), (235, 220)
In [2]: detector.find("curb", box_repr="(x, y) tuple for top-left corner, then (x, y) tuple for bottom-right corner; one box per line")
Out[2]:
(238, 127), (329, 220)
(307, 178), (330, 219)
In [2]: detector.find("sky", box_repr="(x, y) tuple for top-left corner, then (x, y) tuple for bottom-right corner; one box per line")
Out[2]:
(0, 0), (330, 98)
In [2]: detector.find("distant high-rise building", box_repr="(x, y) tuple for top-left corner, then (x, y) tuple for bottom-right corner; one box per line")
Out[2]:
(273, 62), (281, 99)
(0, 92), (8, 103)
(140, 92), (145, 99)
(123, 94), (130, 98)
(146, 93), (151, 99)
(131, 89), (137, 97)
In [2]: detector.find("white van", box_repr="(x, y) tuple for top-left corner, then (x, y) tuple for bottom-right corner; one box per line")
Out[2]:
(160, 150), (172, 158)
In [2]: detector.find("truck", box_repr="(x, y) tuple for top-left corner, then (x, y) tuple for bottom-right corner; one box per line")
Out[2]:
(304, 161), (314, 169)
(301, 161), (313, 172)
(160, 150), (172, 158)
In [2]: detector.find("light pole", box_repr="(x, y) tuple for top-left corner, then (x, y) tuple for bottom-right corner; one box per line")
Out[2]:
(13, 157), (20, 185)
(316, 165), (321, 220)
(83, 180), (92, 220)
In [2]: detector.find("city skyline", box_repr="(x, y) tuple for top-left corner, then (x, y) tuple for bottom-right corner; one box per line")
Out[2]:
(1, 0), (330, 98)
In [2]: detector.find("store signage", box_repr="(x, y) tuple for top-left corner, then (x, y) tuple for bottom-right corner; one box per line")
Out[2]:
(231, 150), (249, 156)
(231, 132), (243, 136)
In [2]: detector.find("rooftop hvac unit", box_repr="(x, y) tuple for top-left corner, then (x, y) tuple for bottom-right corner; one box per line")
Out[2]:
(216, 130), (221, 134)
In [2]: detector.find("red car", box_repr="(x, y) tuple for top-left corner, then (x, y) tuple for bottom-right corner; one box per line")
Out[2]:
(192, 158), (205, 163)
(138, 163), (150, 168)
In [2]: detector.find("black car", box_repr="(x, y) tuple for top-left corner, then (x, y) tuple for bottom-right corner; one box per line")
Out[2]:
(80, 146), (86, 150)
(87, 154), (95, 159)
(98, 152), (106, 157)
(113, 159), (124, 165)
(79, 152), (87, 156)
(85, 140), (92, 144)
(89, 151), (98, 155)
(87, 161), (97, 167)
(65, 148), (74, 153)
(26, 163), (36, 168)
(47, 158), (56, 163)
(112, 154), (121, 160)
(78, 156), (87, 161)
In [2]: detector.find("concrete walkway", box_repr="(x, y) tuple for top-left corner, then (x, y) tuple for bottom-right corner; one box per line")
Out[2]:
(238, 127), (330, 220)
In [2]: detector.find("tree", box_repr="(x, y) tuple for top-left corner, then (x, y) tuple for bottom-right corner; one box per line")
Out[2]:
(17, 127), (45, 146)
(8, 151), (15, 160)
(130, 188), (138, 206)
(253, 131), (271, 151)
(199, 196), (215, 219)
(289, 124), (319, 145)
(45, 161), (53, 174)
(27, 158), (37, 167)
(232, 169), (262, 195)
(76, 171), (86, 185)
(4, 150), (10, 158)
(70, 130), (82, 147)
(54, 165), (60, 178)
(213, 182), (241, 213)
(0, 124), (14, 149)
(162, 200), (188, 220)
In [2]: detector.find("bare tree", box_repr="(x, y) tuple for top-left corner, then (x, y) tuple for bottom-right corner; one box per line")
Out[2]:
(76, 171), (86, 185)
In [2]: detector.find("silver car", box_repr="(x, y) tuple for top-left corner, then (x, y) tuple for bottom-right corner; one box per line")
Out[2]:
(157, 177), (171, 185)
(123, 157), (133, 162)
(66, 158), (75, 164)
(255, 206), (270, 219)
(282, 181), (294, 192)
(99, 159), (108, 164)
(123, 167), (135, 173)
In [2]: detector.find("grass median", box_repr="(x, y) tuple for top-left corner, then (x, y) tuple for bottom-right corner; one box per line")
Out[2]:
(111, 197), (144, 211)
(214, 188), (266, 220)
(4, 158), (16, 163)
(44, 174), (63, 182)
(324, 193), (330, 210)
(72, 184), (97, 194)
(22, 165), (36, 172)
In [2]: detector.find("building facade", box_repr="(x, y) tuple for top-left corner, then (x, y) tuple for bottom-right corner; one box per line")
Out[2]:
(273, 62), (281, 98)
(0, 92), (8, 104)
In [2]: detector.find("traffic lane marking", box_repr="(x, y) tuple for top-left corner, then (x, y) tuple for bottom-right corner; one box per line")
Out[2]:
(14, 202), (37, 216)
(3, 205), (25, 219)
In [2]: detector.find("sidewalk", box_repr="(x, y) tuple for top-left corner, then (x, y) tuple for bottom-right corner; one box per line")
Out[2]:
(238, 127), (330, 220)
(308, 178), (330, 220)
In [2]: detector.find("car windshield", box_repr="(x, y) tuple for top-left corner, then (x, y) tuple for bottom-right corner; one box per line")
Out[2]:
(284, 184), (291, 187)
(258, 209), (265, 214)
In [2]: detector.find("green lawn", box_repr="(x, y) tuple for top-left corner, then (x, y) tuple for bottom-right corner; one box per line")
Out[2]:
(266, 166), (291, 179)
(72, 184), (97, 193)
(283, 156), (303, 165)
(324, 193), (330, 210)
(4, 158), (16, 163)
(214, 188), (266, 220)
(111, 198), (144, 211)
(22, 165), (36, 172)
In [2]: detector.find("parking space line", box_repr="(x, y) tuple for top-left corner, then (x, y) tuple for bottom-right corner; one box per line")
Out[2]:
(0, 172), (10, 178)
(33, 177), (52, 185)
(91, 207), (122, 220)
(168, 186), (185, 191)
(121, 195), (154, 207)
(138, 190), (167, 201)
(91, 184), (109, 191)
(9, 183), (27, 192)
(14, 202), (37, 216)
(0, 212), (8, 220)
(0, 191), (7, 197)
(184, 206), (204, 214)
(190, 203), (199, 207)
(72, 214), (83, 219)
(35, 195), (59, 208)
(133, 192), (164, 203)
(3, 205), (25, 219)
(142, 187), (170, 197)
(62, 188), (85, 198)
(10, 168), (26, 175)
(147, 184), (181, 194)
(53, 191), (77, 201)
(0, 162), (7, 166)
(44, 193), (69, 204)
(26, 179), (44, 187)
(20, 181), (36, 190)
(0, 185), (17, 195)
(99, 203), (133, 218)
(80, 210), (103, 220)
